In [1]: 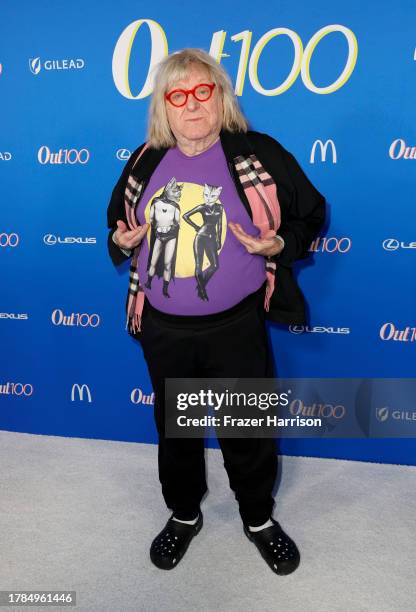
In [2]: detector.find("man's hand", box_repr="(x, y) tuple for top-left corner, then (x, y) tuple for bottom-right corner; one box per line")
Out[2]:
(114, 220), (149, 250)
(228, 222), (284, 257)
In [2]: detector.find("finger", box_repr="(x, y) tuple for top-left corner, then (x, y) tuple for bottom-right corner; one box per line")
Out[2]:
(125, 224), (149, 238)
(136, 224), (149, 239)
(234, 222), (249, 236)
(251, 238), (279, 254)
(229, 225), (260, 249)
(234, 233), (260, 252)
(132, 223), (149, 234)
(125, 224), (149, 248)
(261, 237), (279, 247)
(228, 221), (247, 234)
(229, 222), (258, 243)
(228, 222), (248, 240)
(116, 220), (128, 232)
(231, 223), (275, 246)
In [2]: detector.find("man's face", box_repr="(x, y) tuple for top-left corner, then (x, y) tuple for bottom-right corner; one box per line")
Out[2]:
(165, 63), (223, 146)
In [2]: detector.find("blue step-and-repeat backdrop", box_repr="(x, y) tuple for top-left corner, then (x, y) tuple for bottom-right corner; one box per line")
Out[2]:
(1, 1), (415, 465)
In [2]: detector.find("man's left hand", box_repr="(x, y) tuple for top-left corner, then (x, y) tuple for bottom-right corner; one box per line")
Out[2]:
(228, 222), (284, 257)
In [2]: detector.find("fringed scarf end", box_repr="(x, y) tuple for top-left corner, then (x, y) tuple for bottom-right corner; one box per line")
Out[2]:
(125, 313), (142, 334)
(125, 287), (145, 334)
(264, 285), (272, 312)
(131, 313), (142, 334)
(264, 270), (276, 312)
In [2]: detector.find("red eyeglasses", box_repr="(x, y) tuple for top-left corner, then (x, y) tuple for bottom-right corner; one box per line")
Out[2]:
(165, 83), (216, 107)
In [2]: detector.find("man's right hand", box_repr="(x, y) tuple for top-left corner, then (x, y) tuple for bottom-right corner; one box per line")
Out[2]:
(113, 220), (149, 250)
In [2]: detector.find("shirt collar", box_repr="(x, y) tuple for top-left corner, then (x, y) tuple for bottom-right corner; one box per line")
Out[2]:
(131, 128), (253, 180)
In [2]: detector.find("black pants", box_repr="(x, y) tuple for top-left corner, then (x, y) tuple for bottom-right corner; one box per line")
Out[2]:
(137, 283), (278, 527)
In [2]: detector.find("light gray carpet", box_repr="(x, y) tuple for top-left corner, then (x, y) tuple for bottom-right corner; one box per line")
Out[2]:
(0, 430), (414, 612)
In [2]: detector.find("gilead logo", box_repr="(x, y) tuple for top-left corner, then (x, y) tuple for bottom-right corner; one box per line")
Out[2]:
(29, 57), (85, 74)
(379, 323), (416, 342)
(376, 407), (389, 422)
(376, 407), (416, 422)
(0, 152), (12, 161)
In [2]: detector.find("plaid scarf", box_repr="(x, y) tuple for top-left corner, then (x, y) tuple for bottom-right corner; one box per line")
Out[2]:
(123, 143), (281, 334)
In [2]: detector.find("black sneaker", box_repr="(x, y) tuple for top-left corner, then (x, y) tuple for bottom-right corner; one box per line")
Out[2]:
(150, 511), (203, 570)
(243, 517), (300, 575)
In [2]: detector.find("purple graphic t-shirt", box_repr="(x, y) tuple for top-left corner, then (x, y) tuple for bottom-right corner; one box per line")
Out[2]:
(135, 138), (265, 315)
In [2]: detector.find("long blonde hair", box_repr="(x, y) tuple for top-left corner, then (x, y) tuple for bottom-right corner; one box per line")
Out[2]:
(147, 48), (249, 148)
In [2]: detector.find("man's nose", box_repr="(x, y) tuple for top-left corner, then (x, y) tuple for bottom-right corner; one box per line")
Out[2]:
(185, 94), (200, 111)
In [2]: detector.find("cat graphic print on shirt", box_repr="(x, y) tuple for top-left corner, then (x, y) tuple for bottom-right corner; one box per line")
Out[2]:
(144, 177), (183, 298)
(181, 183), (223, 301)
(136, 138), (266, 316)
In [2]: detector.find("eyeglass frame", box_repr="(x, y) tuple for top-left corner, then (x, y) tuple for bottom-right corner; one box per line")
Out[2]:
(164, 82), (216, 107)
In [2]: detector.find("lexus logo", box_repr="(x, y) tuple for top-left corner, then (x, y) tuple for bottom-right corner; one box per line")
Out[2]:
(43, 234), (96, 245)
(44, 234), (57, 245)
(289, 325), (350, 335)
(382, 238), (416, 251)
(383, 239), (399, 251)
(116, 149), (131, 160)
(0, 313), (28, 320)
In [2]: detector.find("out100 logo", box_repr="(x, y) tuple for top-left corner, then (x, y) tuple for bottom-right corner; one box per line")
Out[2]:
(112, 19), (358, 99)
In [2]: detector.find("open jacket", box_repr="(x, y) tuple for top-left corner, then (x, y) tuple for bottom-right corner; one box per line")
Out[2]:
(107, 128), (326, 326)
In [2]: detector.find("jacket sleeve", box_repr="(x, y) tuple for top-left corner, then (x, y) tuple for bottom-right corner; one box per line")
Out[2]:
(259, 134), (326, 267)
(106, 143), (146, 266)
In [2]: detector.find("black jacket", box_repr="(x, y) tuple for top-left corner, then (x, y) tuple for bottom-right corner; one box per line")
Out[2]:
(107, 129), (326, 325)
